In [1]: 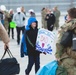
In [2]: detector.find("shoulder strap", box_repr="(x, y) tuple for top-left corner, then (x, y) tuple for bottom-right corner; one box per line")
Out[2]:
(26, 35), (34, 47)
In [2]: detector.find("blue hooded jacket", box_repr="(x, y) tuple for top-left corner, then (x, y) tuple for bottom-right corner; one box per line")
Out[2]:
(20, 17), (38, 57)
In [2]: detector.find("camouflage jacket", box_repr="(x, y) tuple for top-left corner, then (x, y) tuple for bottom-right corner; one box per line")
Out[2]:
(55, 19), (76, 59)
(57, 19), (76, 43)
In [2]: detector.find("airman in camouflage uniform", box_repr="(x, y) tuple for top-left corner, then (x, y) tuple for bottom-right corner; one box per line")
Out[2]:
(53, 6), (61, 30)
(0, 5), (10, 30)
(4, 11), (10, 30)
(41, 7), (47, 29)
(55, 7), (76, 75)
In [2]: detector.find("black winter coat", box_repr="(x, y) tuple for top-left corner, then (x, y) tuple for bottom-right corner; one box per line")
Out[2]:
(45, 13), (55, 31)
(26, 27), (40, 56)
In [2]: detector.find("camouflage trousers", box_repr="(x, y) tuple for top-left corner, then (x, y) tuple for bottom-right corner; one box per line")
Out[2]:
(54, 20), (59, 30)
(55, 42), (76, 75)
(61, 57), (76, 75)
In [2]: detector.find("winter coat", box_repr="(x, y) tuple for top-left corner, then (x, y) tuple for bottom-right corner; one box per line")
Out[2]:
(45, 13), (55, 31)
(45, 13), (55, 25)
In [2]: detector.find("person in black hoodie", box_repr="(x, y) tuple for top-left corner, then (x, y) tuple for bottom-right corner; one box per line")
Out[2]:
(25, 17), (40, 75)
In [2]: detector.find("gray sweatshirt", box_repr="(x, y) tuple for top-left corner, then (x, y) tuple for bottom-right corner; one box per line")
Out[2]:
(13, 12), (26, 27)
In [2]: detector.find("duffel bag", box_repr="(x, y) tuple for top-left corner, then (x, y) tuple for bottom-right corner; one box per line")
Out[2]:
(0, 48), (20, 75)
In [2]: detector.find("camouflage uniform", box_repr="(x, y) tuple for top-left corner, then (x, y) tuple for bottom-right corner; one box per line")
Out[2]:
(41, 9), (47, 29)
(55, 19), (76, 75)
(53, 10), (60, 30)
(4, 11), (10, 30)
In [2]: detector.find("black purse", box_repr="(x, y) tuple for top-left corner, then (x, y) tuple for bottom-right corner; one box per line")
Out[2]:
(0, 49), (20, 75)
(60, 30), (73, 47)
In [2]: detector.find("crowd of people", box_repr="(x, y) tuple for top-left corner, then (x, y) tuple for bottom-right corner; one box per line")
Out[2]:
(0, 4), (76, 75)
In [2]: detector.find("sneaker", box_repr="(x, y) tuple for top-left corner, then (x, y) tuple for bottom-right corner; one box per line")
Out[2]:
(25, 70), (29, 75)
(25, 73), (29, 75)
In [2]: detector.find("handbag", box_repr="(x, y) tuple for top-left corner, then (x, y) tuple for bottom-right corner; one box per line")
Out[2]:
(0, 49), (20, 75)
(60, 30), (73, 47)
(10, 21), (16, 28)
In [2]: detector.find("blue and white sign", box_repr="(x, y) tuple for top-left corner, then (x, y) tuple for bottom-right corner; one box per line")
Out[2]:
(36, 28), (55, 54)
